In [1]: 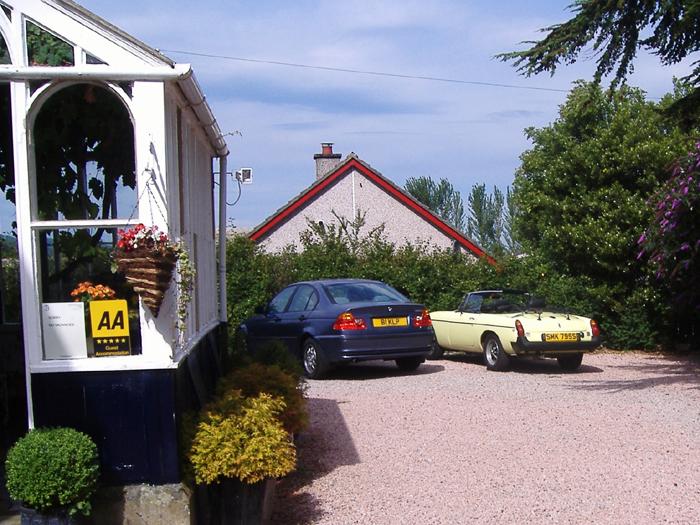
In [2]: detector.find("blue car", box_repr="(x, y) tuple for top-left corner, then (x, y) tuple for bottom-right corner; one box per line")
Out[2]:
(238, 279), (434, 379)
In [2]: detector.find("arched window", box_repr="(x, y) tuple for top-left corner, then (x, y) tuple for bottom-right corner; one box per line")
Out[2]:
(33, 84), (136, 221)
(31, 83), (142, 359)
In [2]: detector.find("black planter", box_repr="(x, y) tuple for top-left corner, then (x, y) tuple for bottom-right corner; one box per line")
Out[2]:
(194, 478), (275, 525)
(19, 506), (78, 525)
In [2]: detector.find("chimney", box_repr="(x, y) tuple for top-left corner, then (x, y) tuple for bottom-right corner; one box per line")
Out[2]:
(314, 142), (342, 180)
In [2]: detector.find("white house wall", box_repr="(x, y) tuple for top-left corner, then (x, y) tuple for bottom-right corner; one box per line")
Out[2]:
(259, 169), (457, 252)
(165, 88), (218, 350)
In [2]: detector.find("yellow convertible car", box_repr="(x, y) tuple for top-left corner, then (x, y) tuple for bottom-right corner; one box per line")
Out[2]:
(429, 290), (602, 371)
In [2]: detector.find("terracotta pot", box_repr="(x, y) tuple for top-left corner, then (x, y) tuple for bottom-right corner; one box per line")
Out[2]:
(114, 247), (177, 317)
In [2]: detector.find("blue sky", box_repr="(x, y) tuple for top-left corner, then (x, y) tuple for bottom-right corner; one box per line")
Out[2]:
(2, 1), (694, 234)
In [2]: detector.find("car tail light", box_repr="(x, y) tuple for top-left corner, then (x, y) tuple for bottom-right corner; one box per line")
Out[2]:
(413, 309), (432, 328)
(590, 319), (600, 337)
(333, 312), (367, 331)
(515, 320), (525, 337)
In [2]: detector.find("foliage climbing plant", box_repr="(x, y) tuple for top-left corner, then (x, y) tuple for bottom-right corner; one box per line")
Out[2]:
(638, 143), (700, 313)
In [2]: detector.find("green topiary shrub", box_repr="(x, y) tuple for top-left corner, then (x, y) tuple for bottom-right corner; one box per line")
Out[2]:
(189, 390), (296, 485)
(219, 362), (308, 435)
(5, 427), (100, 517)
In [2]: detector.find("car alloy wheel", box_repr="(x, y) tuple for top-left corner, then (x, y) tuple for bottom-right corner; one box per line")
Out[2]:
(302, 339), (328, 379)
(483, 334), (509, 371)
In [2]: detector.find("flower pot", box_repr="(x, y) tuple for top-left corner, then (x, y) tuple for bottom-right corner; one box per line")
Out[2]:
(114, 248), (177, 317)
(194, 478), (275, 525)
(19, 506), (77, 525)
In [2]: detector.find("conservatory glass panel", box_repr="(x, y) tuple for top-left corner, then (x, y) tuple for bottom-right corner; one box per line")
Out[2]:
(33, 84), (136, 221)
(37, 227), (142, 359)
(0, 31), (9, 64)
(26, 21), (74, 66)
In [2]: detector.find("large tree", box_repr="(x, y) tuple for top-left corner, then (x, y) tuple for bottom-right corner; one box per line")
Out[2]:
(513, 81), (698, 347)
(498, 0), (700, 126)
(513, 81), (695, 282)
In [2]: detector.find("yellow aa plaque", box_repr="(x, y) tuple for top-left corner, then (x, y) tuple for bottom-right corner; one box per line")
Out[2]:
(89, 299), (132, 357)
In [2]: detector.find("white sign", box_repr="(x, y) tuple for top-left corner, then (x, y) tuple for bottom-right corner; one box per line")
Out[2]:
(42, 302), (88, 360)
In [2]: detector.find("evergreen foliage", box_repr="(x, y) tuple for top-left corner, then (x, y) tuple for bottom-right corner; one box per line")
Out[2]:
(404, 176), (467, 231)
(513, 81), (695, 284)
(498, 0), (700, 126)
(510, 81), (697, 347)
(4, 428), (100, 517)
(189, 391), (296, 485)
(218, 362), (309, 435)
(26, 22), (74, 66)
(467, 183), (504, 255)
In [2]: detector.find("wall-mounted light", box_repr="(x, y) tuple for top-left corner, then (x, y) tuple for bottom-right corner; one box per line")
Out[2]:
(235, 168), (253, 184)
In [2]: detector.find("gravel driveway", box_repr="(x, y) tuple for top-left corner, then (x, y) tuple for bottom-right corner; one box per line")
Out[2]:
(270, 352), (700, 524)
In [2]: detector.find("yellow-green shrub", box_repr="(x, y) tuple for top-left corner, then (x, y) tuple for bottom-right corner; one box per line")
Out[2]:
(219, 363), (308, 435)
(189, 390), (296, 485)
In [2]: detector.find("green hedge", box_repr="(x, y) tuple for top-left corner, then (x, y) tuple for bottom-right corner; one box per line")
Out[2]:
(226, 233), (667, 350)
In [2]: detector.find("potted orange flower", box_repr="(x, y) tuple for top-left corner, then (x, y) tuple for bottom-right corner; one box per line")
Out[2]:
(70, 281), (117, 303)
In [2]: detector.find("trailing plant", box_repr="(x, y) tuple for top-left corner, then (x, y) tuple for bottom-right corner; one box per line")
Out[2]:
(4, 427), (100, 517)
(219, 362), (308, 435)
(173, 244), (196, 337)
(189, 390), (296, 485)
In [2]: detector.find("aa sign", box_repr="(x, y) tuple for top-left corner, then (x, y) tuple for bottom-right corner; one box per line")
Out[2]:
(89, 299), (131, 356)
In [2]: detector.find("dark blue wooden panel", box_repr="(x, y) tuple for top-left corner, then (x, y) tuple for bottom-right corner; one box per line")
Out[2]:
(30, 322), (227, 486)
(32, 369), (178, 484)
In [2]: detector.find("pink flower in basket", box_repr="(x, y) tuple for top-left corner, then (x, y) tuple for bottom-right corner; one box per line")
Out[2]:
(116, 224), (172, 253)
(113, 224), (178, 317)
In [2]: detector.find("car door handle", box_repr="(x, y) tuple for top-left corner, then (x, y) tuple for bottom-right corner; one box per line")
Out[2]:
(468, 317), (475, 321)
(298, 315), (307, 321)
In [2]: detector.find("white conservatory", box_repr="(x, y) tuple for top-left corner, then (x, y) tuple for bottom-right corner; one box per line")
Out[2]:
(0, 0), (229, 484)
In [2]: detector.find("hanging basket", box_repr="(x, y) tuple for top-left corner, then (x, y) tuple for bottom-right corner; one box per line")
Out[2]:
(114, 247), (177, 317)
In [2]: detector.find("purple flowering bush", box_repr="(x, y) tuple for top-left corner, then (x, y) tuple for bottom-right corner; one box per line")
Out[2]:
(638, 143), (700, 312)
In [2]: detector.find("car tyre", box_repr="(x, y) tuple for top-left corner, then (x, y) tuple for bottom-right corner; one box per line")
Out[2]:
(557, 352), (584, 371)
(483, 334), (510, 371)
(426, 336), (445, 360)
(302, 338), (329, 379)
(396, 356), (423, 371)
